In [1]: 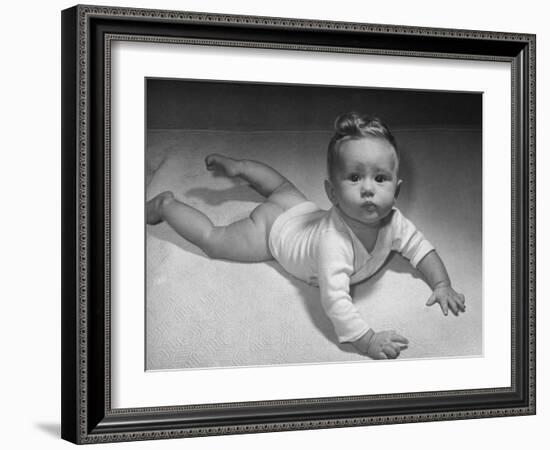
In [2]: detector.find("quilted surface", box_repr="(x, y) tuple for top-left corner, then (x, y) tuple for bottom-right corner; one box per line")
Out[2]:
(145, 129), (482, 370)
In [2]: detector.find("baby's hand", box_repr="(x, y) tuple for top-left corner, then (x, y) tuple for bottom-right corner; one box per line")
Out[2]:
(352, 329), (409, 360)
(426, 285), (466, 316)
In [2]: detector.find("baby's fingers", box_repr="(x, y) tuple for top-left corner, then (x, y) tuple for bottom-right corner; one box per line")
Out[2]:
(439, 300), (449, 316)
(382, 345), (399, 359)
(448, 299), (459, 316)
(457, 294), (466, 311)
(426, 293), (448, 315)
(390, 332), (409, 346)
(384, 342), (407, 359)
(426, 293), (437, 307)
(449, 295), (467, 315)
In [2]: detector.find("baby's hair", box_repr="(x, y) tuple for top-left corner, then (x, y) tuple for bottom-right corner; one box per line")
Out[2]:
(327, 112), (399, 180)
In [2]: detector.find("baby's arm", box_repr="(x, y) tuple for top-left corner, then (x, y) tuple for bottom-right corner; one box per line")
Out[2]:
(392, 211), (465, 316)
(318, 231), (408, 359)
(417, 251), (466, 316)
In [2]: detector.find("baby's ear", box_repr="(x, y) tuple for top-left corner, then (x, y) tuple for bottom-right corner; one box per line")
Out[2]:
(395, 179), (403, 199)
(324, 179), (338, 205)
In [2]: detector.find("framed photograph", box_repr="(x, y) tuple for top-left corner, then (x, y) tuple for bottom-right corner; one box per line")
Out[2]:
(61, 4), (535, 444)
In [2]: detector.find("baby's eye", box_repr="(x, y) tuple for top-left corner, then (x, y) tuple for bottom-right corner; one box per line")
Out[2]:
(375, 175), (388, 183)
(348, 174), (360, 182)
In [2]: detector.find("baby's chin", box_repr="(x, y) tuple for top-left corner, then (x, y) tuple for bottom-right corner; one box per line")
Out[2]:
(360, 208), (394, 226)
(339, 208), (389, 229)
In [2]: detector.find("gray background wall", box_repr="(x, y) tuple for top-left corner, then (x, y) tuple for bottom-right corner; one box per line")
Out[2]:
(147, 78), (482, 131)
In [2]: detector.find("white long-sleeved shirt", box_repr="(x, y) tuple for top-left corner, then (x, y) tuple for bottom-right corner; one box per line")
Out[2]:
(268, 202), (434, 343)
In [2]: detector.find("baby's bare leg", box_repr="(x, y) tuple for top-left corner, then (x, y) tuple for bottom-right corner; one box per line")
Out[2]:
(146, 154), (307, 261)
(147, 191), (283, 262)
(205, 153), (305, 203)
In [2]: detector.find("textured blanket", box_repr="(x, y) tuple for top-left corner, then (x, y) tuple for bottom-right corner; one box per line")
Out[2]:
(146, 129), (482, 370)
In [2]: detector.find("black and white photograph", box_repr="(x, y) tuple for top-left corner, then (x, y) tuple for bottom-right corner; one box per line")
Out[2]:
(2, 0), (548, 445)
(145, 79), (482, 370)
(55, 2), (537, 446)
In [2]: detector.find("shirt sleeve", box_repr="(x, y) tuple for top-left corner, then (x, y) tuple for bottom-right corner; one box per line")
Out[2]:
(391, 210), (435, 268)
(317, 230), (370, 343)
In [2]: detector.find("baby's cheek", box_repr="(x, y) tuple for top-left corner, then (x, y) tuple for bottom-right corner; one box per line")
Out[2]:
(381, 190), (396, 204)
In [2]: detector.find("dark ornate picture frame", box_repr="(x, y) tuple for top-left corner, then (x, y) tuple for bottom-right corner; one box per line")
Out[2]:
(61, 4), (536, 444)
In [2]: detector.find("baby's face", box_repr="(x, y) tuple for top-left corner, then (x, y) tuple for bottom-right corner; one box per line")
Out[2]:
(327, 137), (401, 227)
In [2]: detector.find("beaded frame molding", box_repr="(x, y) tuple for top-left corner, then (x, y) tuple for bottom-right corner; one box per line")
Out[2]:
(61, 4), (536, 445)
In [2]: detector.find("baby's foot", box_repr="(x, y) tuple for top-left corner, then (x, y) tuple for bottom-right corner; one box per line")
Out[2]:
(205, 154), (241, 177)
(146, 191), (174, 225)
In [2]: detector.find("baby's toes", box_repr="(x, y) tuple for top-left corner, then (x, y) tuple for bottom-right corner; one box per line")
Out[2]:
(146, 191), (174, 225)
(205, 154), (240, 176)
(205, 154), (219, 170)
(205, 153), (231, 172)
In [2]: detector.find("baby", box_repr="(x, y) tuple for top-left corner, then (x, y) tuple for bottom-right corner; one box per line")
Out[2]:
(146, 112), (466, 360)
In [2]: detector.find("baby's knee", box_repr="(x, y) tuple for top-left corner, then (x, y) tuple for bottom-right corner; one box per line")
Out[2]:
(200, 232), (225, 259)
(157, 191), (175, 215)
(160, 190), (175, 204)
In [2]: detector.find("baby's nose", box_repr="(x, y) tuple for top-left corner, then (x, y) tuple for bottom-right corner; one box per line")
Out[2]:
(361, 180), (375, 195)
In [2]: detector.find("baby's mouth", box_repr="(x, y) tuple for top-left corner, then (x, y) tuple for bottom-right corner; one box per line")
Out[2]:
(362, 201), (377, 211)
